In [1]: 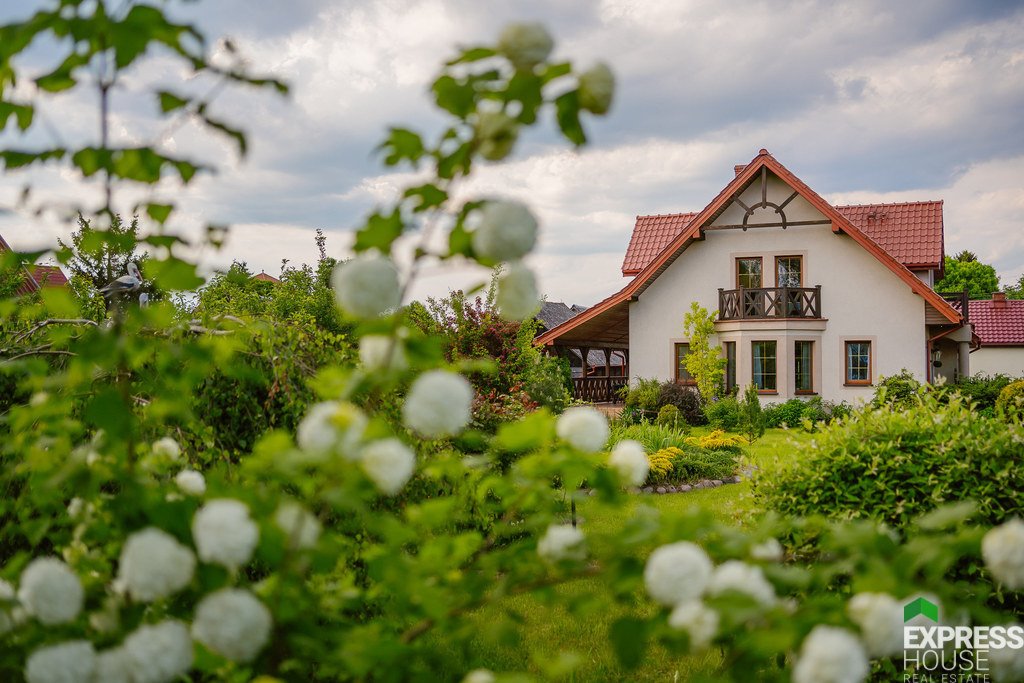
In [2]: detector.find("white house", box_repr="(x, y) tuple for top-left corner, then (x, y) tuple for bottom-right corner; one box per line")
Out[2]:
(537, 150), (973, 403)
(966, 293), (1024, 376)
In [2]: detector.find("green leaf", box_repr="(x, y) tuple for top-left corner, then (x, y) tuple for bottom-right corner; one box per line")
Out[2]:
(609, 617), (649, 669)
(432, 74), (475, 118)
(555, 90), (587, 146)
(199, 112), (247, 157)
(0, 148), (65, 170)
(145, 203), (173, 224)
(142, 234), (188, 249)
(146, 256), (204, 290)
(505, 71), (543, 125)
(436, 141), (472, 180)
(446, 46), (496, 66)
(0, 100), (33, 131)
(157, 91), (189, 113)
(353, 209), (403, 253)
(403, 183), (447, 212)
(379, 127), (425, 167)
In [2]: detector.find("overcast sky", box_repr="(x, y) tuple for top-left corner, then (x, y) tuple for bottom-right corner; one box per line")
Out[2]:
(2, 0), (1023, 305)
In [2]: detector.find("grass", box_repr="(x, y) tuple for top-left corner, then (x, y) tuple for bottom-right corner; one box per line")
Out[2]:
(425, 427), (813, 681)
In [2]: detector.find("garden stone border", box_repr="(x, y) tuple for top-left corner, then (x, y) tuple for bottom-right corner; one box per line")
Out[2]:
(640, 475), (743, 495)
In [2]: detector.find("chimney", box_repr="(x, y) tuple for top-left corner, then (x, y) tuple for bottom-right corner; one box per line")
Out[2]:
(993, 291), (1007, 309)
(734, 165), (746, 177)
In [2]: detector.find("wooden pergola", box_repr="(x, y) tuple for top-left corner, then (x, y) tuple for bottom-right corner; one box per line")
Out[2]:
(539, 297), (630, 402)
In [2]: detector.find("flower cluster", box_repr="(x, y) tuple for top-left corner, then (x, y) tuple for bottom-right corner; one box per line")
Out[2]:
(297, 400), (367, 459)
(192, 499), (259, 571)
(495, 262), (539, 321)
(18, 558), (84, 625)
(846, 592), (903, 658)
(472, 200), (538, 263)
(174, 469), (206, 496)
(192, 588), (272, 663)
(556, 406), (609, 453)
(608, 439), (648, 487)
(361, 438), (416, 496)
(402, 370), (473, 438)
(537, 524), (586, 563)
(331, 253), (401, 318)
(117, 527), (196, 602)
(982, 518), (1024, 589)
(792, 625), (869, 683)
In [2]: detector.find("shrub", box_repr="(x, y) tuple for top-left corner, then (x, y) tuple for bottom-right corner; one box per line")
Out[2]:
(704, 396), (741, 430)
(871, 369), (920, 408)
(755, 392), (1024, 530)
(645, 446), (738, 485)
(655, 404), (685, 431)
(763, 399), (806, 428)
(524, 356), (572, 413)
(947, 373), (1014, 412)
(646, 449), (675, 484)
(610, 422), (690, 452)
(684, 429), (747, 451)
(622, 377), (661, 414)
(995, 379), (1024, 424)
(658, 381), (706, 425)
(738, 384), (765, 443)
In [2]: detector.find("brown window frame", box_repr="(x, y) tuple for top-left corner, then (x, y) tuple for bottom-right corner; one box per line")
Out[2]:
(723, 341), (737, 394)
(674, 343), (696, 386)
(751, 340), (777, 394)
(736, 257), (763, 289)
(794, 340), (814, 394)
(844, 340), (872, 386)
(774, 255), (803, 287)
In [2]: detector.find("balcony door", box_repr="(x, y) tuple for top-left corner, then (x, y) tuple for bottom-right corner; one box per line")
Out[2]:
(776, 256), (803, 315)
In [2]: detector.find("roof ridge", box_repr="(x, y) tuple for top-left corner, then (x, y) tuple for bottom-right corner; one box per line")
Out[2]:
(835, 200), (943, 208)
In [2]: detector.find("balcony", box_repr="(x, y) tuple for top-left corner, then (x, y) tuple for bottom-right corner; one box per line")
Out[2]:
(718, 286), (822, 320)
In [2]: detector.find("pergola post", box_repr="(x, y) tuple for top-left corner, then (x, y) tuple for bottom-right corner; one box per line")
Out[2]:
(579, 346), (590, 378)
(603, 348), (612, 377)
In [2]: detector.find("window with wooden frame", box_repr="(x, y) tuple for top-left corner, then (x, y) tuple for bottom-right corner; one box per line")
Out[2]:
(736, 257), (762, 289)
(723, 341), (736, 394)
(775, 255), (803, 287)
(794, 340), (813, 393)
(845, 341), (872, 385)
(674, 343), (695, 385)
(751, 340), (777, 392)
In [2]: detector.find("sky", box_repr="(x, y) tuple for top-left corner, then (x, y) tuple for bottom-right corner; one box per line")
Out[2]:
(2, 0), (1024, 305)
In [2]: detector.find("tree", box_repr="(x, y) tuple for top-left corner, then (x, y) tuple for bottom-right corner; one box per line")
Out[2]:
(682, 301), (726, 401)
(57, 213), (149, 292)
(934, 251), (1000, 299)
(739, 384), (766, 443)
(1004, 273), (1024, 300)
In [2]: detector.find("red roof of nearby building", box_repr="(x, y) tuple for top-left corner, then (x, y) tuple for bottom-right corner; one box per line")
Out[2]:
(0, 233), (41, 296)
(28, 264), (68, 288)
(968, 297), (1024, 346)
(622, 201), (944, 275)
(253, 272), (280, 283)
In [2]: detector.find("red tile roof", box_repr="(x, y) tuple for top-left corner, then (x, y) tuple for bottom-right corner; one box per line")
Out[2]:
(622, 201), (944, 275)
(0, 233), (41, 296)
(28, 264), (68, 288)
(968, 299), (1024, 346)
(836, 201), (943, 269)
(253, 272), (280, 283)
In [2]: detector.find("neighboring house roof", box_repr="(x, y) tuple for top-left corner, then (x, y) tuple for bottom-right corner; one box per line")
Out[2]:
(0, 232), (41, 295)
(28, 264), (69, 288)
(539, 149), (962, 347)
(536, 301), (580, 331)
(968, 297), (1024, 346)
(253, 271), (280, 283)
(622, 202), (943, 275)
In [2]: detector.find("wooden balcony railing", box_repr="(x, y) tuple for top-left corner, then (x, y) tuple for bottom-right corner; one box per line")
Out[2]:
(718, 286), (822, 320)
(572, 377), (628, 403)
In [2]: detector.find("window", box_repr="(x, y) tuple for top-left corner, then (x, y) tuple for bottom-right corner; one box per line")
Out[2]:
(795, 341), (813, 393)
(775, 256), (803, 287)
(675, 343), (695, 385)
(751, 341), (777, 392)
(736, 257), (762, 289)
(724, 341), (736, 393)
(845, 341), (871, 385)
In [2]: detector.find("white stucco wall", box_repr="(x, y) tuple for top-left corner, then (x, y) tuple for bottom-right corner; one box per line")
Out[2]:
(971, 347), (1024, 377)
(628, 173), (929, 404)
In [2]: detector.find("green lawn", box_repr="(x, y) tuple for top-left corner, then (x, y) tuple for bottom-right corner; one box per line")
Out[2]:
(426, 428), (812, 681)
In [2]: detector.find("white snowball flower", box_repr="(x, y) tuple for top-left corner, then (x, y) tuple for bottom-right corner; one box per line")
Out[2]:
(191, 499), (259, 570)
(668, 600), (719, 651)
(361, 439), (416, 496)
(117, 527), (196, 602)
(643, 542), (714, 607)
(472, 200), (538, 263)
(982, 518), (1024, 589)
(331, 254), (401, 318)
(608, 440), (649, 487)
(275, 503), (322, 549)
(537, 524), (586, 562)
(792, 625), (869, 683)
(462, 669), (496, 683)
(67, 497), (84, 519)
(707, 560), (776, 607)
(495, 262), (539, 321)
(151, 437), (180, 460)
(19, 557), (84, 625)
(497, 22), (554, 68)
(93, 648), (131, 683)
(175, 469), (206, 496)
(297, 401), (367, 459)
(358, 334), (407, 371)
(474, 111), (519, 161)
(750, 538), (784, 562)
(578, 62), (615, 115)
(192, 588), (272, 663)
(123, 620), (194, 683)
(556, 406), (610, 453)
(25, 641), (95, 683)
(989, 623), (1024, 683)
(402, 370), (474, 438)
(847, 592), (903, 658)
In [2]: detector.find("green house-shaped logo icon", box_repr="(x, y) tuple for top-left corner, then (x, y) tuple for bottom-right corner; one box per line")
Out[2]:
(904, 597), (939, 623)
